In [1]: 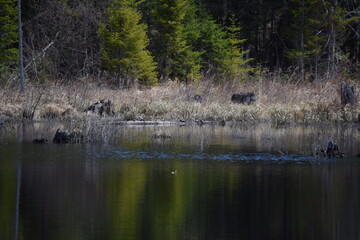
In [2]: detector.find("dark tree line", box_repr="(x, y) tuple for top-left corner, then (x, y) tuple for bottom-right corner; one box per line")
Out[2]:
(0, 0), (359, 86)
(202, 0), (359, 77)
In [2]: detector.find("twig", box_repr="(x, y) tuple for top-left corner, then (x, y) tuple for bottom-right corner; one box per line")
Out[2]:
(30, 92), (43, 119)
(13, 32), (59, 81)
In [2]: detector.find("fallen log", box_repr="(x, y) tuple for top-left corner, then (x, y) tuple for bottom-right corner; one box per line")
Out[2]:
(33, 138), (48, 144)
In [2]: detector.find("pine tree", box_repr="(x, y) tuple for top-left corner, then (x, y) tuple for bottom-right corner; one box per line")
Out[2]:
(194, 10), (229, 76)
(0, 0), (18, 73)
(97, 0), (157, 86)
(220, 16), (252, 81)
(147, 0), (201, 82)
(285, 0), (324, 80)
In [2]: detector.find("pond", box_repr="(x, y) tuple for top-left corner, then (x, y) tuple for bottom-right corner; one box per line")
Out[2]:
(1, 122), (360, 240)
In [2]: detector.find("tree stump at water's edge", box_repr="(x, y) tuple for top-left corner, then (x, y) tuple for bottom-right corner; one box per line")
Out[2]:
(85, 100), (115, 116)
(231, 92), (256, 104)
(53, 129), (83, 143)
(341, 82), (356, 105)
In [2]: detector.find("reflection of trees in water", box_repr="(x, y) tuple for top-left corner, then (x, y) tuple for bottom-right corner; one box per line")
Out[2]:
(1, 123), (359, 238)
(139, 123), (360, 157)
(230, 124), (360, 157)
(0, 146), (17, 239)
(3, 123), (359, 156)
(2, 136), (360, 239)
(0, 122), (62, 143)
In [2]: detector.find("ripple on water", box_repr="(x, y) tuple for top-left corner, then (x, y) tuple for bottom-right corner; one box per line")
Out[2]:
(93, 146), (318, 164)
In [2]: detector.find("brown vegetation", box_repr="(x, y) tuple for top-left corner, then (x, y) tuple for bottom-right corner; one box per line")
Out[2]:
(1, 76), (359, 126)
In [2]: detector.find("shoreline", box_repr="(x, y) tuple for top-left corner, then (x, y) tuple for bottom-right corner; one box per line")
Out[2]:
(1, 79), (359, 126)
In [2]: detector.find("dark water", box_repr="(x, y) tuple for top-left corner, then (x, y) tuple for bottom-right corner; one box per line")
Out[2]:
(1, 123), (360, 240)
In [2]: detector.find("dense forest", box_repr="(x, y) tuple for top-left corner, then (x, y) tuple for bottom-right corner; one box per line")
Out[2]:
(1, 0), (359, 87)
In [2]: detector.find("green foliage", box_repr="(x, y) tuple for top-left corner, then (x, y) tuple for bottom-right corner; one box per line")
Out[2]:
(98, 0), (157, 86)
(285, 0), (324, 66)
(5, 0), (359, 84)
(147, 0), (201, 82)
(284, 0), (356, 77)
(147, 2), (253, 82)
(194, 11), (229, 75)
(220, 16), (253, 81)
(0, 0), (18, 73)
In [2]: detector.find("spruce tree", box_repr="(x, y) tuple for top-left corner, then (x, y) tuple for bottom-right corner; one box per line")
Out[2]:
(220, 16), (252, 81)
(147, 0), (201, 82)
(0, 0), (18, 73)
(195, 10), (229, 76)
(98, 0), (157, 86)
(285, 0), (323, 79)
(285, 0), (357, 79)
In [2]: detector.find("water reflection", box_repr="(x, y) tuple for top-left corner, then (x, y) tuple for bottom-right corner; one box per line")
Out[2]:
(0, 123), (360, 240)
(1, 122), (359, 157)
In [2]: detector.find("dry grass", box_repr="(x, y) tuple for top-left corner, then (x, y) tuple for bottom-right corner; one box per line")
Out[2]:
(1, 76), (359, 126)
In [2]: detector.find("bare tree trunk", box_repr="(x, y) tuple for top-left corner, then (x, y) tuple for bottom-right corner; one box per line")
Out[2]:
(18, 0), (25, 91)
(222, 0), (228, 23)
(314, 30), (323, 81)
(300, 0), (305, 81)
(357, 23), (360, 65)
(328, 20), (335, 78)
(327, 1), (337, 78)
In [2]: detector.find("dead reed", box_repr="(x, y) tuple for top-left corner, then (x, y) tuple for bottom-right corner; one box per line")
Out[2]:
(0, 77), (359, 126)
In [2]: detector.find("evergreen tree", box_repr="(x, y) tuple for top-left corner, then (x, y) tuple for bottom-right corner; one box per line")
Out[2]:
(285, 0), (357, 79)
(0, 0), (18, 73)
(321, 0), (357, 77)
(220, 16), (252, 81)
(147, 0), (201, 82)
(98, 0), (157, 86)
(285, 0), (322, 79)
(194, 10), (229, 76)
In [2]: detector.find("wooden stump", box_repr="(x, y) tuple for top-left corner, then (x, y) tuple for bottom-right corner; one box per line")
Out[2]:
(85, 100), (115, 116)
(53, 129), (83, 143)
(316, 140), (344, 158)
(341, 82), (356, 105)
(231, 92), (256, 104)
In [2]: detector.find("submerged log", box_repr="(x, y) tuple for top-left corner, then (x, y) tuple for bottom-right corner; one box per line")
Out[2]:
(341, 82), (356, 105)
(53, 128), (83, 143)
(152, 132), (172, 139)
(33, 138), (48, 144)
(231, 92), (256, 104)
(85, 99), (115, 116)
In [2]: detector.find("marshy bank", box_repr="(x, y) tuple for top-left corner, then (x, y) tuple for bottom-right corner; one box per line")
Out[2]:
(1, 78), (359, 126)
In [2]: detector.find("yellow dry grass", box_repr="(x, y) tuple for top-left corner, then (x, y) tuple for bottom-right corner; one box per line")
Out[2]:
(1, 77), (359, 125)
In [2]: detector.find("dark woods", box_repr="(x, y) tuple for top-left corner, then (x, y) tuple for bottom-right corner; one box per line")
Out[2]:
(1, 0), (359, 86)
